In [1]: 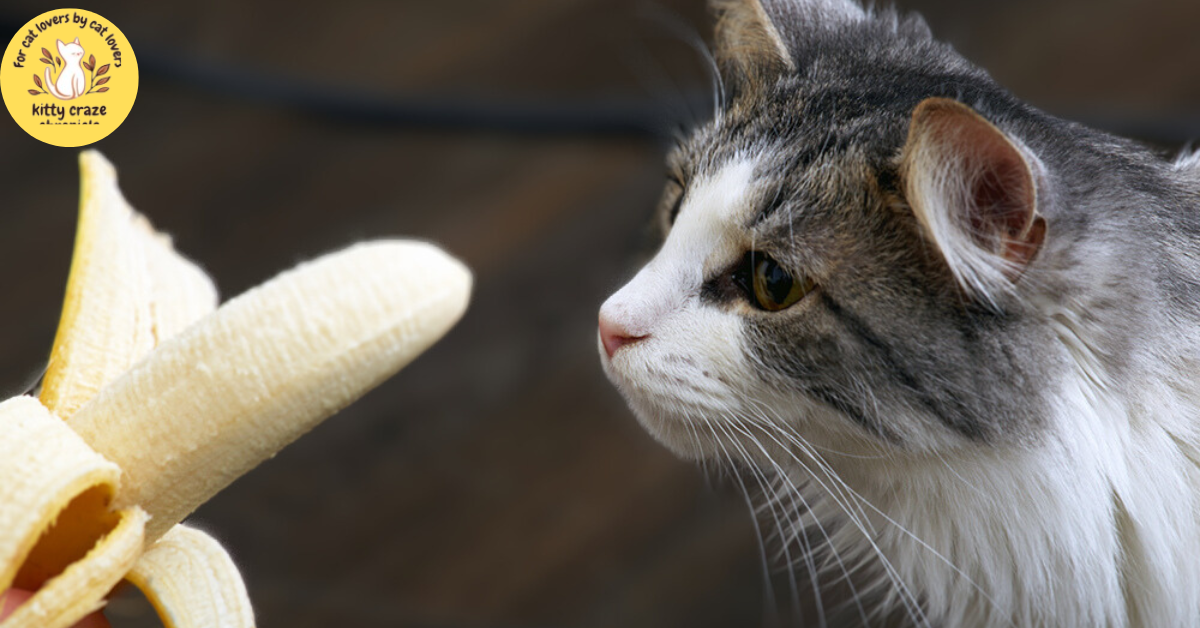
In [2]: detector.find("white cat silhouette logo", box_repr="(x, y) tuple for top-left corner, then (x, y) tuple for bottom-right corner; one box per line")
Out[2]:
(44, 38), (85, 99)
(31, 38), (111, 100)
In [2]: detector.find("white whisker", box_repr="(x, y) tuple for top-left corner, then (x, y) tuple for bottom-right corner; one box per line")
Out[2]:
(712, 416), (813, 624)
(731, 404), (933, 628)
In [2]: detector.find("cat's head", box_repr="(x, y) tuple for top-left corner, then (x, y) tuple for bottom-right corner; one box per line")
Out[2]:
(57, 38), (84, 59)
(598, 0), (1096, 461)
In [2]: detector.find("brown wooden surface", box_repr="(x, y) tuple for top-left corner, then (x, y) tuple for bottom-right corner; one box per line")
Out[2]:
(0, 1), (1196, 627)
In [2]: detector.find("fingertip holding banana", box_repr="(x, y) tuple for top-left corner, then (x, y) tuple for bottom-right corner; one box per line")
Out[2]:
(0, 151), (471, 627)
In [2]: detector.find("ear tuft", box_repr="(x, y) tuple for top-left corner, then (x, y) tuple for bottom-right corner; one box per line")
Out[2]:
(713, 0), (796, 81)
(901, 98), (1046, 304)
(712, 0), (865, 85)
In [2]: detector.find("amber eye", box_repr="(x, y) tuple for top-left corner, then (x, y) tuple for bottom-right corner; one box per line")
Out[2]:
(751, 254), (813, 311)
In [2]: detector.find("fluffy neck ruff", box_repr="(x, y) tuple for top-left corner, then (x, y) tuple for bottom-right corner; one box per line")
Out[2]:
(794, 352), (1200, 627)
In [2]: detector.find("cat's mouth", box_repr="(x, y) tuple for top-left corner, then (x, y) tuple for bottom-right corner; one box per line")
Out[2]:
(598, 333), (745, 459)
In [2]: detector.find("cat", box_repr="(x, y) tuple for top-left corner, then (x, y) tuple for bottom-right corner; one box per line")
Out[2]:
(45, 38), (87, 101)
(598, 0), (1200, 626)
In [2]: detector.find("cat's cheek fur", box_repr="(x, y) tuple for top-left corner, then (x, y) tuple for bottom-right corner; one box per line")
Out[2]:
(599, 158), (770, 457)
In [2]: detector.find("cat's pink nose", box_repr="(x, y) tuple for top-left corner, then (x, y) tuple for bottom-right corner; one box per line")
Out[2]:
(599, 313), (647, 359)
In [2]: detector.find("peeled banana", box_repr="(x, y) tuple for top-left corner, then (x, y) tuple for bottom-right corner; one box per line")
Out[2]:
(0, 151), (472, 627)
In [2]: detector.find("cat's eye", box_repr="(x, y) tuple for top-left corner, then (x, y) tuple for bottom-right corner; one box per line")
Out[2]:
(749, 254), (813, 311)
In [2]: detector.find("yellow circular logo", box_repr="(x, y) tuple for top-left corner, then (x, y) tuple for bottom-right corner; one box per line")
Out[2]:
(1, 9), (138, 147)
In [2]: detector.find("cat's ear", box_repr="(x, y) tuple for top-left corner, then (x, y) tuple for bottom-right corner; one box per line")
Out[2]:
(72, 37), (80, 45)
(712, 0), (864, 81)
(713, 0), (795, 79)
(56, 39), (67, 55)
(900, 97), (1047, 301)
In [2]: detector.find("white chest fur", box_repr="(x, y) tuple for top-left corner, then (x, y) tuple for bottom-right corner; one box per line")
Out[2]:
(806, 367), (1200, 627)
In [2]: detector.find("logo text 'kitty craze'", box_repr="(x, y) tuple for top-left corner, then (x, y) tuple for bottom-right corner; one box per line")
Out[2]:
(31, 103), (107, 121)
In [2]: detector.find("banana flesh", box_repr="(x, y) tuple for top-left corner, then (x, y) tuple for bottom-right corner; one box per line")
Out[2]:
(71, 238), (471, 542)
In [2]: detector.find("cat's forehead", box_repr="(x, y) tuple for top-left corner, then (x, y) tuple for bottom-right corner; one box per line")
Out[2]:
(683, 158), (761, 228)
(680, 91), (876, 189)
(668, 91), (882, 235)
(676, 27), (1003, 182)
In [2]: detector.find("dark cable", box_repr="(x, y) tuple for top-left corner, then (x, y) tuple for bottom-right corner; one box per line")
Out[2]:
(137, 48), (687, 139)
(2, 17), (1196, 145)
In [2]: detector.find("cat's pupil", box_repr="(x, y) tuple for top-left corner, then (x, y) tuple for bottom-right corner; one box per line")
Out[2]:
(744, 253), (811, 311)
(762, 259), (793, 303)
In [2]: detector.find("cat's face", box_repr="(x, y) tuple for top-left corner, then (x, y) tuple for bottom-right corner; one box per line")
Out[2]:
(58, 38), (84, 60)
(599, 0), (1063, 461)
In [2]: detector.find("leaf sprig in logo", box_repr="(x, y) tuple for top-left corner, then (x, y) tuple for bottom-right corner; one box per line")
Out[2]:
(30, 45), (112, 97)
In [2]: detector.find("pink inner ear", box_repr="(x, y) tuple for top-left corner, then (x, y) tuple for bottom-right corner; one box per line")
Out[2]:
(960, 122), (1043, 277)
(967, 136), (1035, 242)
(902, 97), (1046, 282)
(912, 98), (1044, 277)
(969, 157), (1046, 274)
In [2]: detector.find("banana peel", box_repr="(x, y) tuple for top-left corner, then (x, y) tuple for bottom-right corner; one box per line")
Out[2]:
(0, 152), (472, 627)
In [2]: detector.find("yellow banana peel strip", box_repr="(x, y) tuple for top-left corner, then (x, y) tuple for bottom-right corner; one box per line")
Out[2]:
(132, 213), (219, 349)
(0, 151), (472, 627)
(0, 507), (146, 628)
(125, 525), (253, 628)
(40, 152), (217, 420)
(0, 396), (146, 628)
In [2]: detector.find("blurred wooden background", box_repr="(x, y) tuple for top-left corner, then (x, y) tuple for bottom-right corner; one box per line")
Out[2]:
(0, 1), (1196, 626)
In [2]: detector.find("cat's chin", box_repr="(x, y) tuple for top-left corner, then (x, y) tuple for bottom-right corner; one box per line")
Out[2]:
(624, 401), (719, 461)
(602, 363), (714, 461)
(618, 379), (891, 466)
